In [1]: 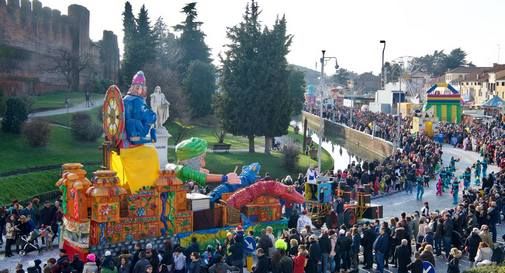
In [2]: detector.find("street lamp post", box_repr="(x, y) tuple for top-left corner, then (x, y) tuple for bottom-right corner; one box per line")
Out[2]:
(380, 40), (386, 89)
(318, 50), (338, 173)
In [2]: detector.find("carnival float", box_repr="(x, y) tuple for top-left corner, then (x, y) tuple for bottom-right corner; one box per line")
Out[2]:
(56, 71), (381, 260)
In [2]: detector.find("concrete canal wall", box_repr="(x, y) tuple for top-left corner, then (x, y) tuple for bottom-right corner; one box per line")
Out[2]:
(302, 111), (394, 159)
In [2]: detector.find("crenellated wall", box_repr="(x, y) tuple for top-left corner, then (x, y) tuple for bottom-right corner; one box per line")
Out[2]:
(0, 0), (119, 95)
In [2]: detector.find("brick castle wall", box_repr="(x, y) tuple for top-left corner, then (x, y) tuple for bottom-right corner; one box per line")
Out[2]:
(0, 0), (119, 95)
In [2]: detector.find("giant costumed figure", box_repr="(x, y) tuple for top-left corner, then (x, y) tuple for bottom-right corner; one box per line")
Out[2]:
(123, 71), (157, 146)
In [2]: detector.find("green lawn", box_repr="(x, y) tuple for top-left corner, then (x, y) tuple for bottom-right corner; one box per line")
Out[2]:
(30, 91), (101, 112)
(0, 127), (102, 173)
(1, 119), (333, 205)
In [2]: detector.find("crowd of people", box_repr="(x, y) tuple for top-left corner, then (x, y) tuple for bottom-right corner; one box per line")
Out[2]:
(7, 171), (505, 273)
(1, 199), (62, 257)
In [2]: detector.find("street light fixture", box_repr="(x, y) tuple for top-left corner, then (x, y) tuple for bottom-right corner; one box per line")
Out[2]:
(318, 50), (338, 173)
(380, 40), (386, 89)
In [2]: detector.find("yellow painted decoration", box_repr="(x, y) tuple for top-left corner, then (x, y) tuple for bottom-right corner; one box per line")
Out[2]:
(111, 145), (159, 193)
(441, 105), (447, 121)
(451, 105), (457, 123)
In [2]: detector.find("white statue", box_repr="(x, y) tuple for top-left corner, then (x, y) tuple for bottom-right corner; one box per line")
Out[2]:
(150, 86), (170, 129)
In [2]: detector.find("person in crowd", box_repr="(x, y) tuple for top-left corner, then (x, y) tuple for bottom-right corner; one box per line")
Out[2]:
(252, 248), (270, 273)
(447, 248), (462, 273)
(319, 229), (331, 273)
(5, 214), (16, 257)
(306, 235), (320, 273)
(373, 228), (389, 273)
(395, 239), (411, 273)
(172, 248), (186, 273)
(292, 245), (307, 273)
(465, 227), (482, 262)
(70, 254), (84, 273)
(361, 221), (376, 270)
(187, 252), (201, 273)
(289, 239), (298, 257)
(407, 252), (423, 273)
(82, 254), (98, 273)
(420, 244), (436, 267)
(271, 248), (293, 273)
(296, 210), (312, 233)
(101, 251), (117, 273)
(44, 258), (57, 273)
(117, 256), (131, 273)
(208, 255), (238, 273)
(475, 242), (493, 267)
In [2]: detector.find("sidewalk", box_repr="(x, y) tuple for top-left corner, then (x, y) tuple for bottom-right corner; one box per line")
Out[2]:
(29, 98), (103, 118)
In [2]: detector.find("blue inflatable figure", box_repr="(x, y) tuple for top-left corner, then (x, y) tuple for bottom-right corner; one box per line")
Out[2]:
(122, 71), (157, 147)
(209, 162), (261, 202)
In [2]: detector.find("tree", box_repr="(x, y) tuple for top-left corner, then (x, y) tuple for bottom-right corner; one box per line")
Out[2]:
(1, 97), (28, 134)
(143, 63), (191, 122)
(445, 48), (467, 70)
(412, 48), (468, 77)
(136, 5), (156, 64)
(23, 119), (51, 147)
(384, 62), (402, 83)
(174, 2), (211, 76)
(183, 60), (216, 118)
(287, 68), (306, 116)
(220, 1), (293, 154)
(256, 15), (292, 154)
(120, 1), (137, 86)
(220, 0), (264, 153)
(49, 48), (90, 90)
(153, 17), (179, 69)
(331, 68), (352, 86)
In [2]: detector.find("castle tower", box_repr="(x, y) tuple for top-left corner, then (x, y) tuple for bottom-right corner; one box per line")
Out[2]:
(67, 4), (90, 91)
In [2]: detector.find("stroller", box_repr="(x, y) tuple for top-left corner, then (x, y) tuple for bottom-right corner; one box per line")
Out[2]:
(19, 229), (42, 256)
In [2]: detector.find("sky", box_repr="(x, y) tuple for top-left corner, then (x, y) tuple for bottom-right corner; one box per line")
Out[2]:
(41, 0), (505, 74)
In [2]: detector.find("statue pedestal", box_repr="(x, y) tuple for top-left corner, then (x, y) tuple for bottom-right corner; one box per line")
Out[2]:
(154, 127), (171, 168)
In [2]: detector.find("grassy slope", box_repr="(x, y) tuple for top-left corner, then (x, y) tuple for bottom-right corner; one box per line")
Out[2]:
(0, 127), (102, 173)
(1, 119), (332, 204)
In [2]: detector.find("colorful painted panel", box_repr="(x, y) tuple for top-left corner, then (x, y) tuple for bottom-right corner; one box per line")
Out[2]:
(91, 202), (119, 223)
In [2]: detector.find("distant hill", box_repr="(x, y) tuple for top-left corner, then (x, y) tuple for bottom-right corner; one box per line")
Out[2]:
(289, 64), (320, 87)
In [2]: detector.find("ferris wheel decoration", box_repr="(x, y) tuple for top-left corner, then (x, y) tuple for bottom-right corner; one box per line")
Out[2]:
(102, 85), (124, 146)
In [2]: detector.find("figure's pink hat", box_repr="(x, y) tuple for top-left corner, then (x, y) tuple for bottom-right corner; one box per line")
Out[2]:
(132, 71), (146, 86)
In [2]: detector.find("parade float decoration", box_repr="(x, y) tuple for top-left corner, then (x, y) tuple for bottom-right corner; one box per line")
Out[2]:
(424, 82), (462, 123)
(57, 71), (306, 259)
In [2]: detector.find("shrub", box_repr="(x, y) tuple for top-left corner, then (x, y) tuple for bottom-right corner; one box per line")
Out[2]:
(0, 88), (5, 117)
(22, 119), (51, 147)
(282, 142), (300, 171)
(464, 266), (505, 273)
(1, 97), (28, 133)
(70, 112), (102, 142)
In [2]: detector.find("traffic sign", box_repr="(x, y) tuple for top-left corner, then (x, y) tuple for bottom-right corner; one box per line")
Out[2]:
(243, 236), (256, 253)
(422, 261), (435, 273)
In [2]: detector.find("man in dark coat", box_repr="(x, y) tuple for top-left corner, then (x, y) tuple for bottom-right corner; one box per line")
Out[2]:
(306, 235), (321, 273)
(258, 230), (273, 255)
(465, 228), (482, 262)
(252, 248), (270, 273)
(361, 222), (376, 269)
(319, 231), (331, 273)
(394, 239), (411, 273)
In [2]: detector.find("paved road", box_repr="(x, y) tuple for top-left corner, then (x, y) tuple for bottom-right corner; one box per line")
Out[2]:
(29, 98), (103, 118)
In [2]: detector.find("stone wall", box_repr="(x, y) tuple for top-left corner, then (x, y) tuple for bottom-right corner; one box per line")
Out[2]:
(0, 0), (119, 95)
(302, 111), (394, 158)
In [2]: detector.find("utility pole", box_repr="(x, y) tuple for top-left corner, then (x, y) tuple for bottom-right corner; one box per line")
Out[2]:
(380, 40), (386, 89)
(318, 50), (338, 173)
(318, 50), (325, 173)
